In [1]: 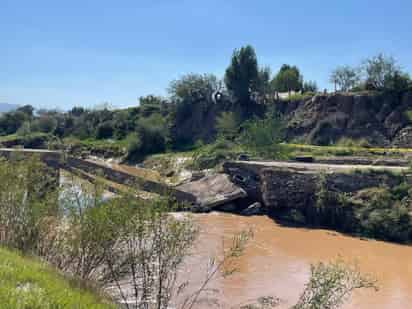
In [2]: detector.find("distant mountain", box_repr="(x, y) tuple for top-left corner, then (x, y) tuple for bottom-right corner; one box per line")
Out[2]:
(0, 103), (19, 113)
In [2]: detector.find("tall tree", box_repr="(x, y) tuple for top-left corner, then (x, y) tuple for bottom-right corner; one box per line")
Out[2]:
(329, 65), (360, 92)
(363, 53), (398, 90)
(224, 45), (259, 103)
(363, 53), (410, 92)
(271, 64), (303, 95)
(168, 73), (220, 102)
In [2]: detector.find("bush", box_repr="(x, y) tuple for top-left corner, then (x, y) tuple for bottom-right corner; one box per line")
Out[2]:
(0, 111), (30, 135)
(240, 110), (288, 159)
(191, 139), (242, 170)
(335, 137), (371, 148)
(126, 127), (166, 162)
(215, 111), (240, 140)
(32, 116), (58, 134)
(353, 187), (412, 242)
(96, 121), (114, 139)
(0, 156), (58, 253)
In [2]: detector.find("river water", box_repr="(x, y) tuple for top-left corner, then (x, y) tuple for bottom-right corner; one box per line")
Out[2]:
(180, 212), (412, 309)
(60, 171), (412, 308)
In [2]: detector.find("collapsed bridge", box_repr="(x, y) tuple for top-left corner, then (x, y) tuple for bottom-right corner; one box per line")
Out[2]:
(1, 148), (410, 212)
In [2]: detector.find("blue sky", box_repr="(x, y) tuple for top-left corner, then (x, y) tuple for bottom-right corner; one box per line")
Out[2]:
(1, 0), (411, 110)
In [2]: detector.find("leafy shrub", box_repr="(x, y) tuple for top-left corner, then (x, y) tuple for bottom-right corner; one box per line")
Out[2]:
(353, 187), (412, 242)
(240, 110), (288, 159)
(404, 110), (412, 123)
(0, 156), (58, 253)
(335, 137), (371, 148)
(32, 116), (58, 134)
(17, 121), (32, 136)
(126, 127), (166, 162)
(215, 111), (240, 140)
(294, 259), (377, 309)
(0, 111), (30, 135)
(96, 121), (114, 139)
(191, 139), (242, 170)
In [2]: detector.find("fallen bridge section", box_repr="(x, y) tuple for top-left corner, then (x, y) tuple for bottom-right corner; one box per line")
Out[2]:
(64, 157), (197, 203)
(0, 148), (197, 204)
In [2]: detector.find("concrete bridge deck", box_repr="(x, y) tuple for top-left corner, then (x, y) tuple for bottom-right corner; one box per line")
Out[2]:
(0, 148), (196, 204)
(231, 160), (409, 173)
(1, 148), (410, 209)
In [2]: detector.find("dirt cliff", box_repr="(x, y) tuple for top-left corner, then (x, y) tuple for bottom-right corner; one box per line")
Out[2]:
(281, 92), (412, 147)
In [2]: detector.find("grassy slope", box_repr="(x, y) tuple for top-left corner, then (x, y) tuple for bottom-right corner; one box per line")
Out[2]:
(0, 133), (49, 143)
(287, 143), (412, 158)
(0, 247), (115, 309)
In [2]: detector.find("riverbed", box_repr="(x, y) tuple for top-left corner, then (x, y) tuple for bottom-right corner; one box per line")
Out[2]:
(179, 212), (412, 308)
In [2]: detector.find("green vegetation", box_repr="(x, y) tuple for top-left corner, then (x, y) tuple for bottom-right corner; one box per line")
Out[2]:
(272, 64), (303, 95)
(191, 139), (246, 170)
(279, 92), (314, 102)
(0, 46), (411, 165)
(330, 53), (412, 94)
(310, 169), (412, 243)
(0, 248), (114, 308)
(286, 142), (412, 158)
(215, 111), (240, 140)
(224, 45), (260, 104)
(293, 259), (377, 309)
(330, 65), (360, 92)
(241, 111), (288, 159)
(404, 110), (412, 123)
(351, 185), (412, 242)
(0, 156), (378, 308)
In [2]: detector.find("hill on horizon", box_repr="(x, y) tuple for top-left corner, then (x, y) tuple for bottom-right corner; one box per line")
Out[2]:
(0, 103), (19, 113)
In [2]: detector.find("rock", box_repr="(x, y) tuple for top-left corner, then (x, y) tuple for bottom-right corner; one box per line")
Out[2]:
(237, 154), (249, 161)
(190, 171), (205, 181)
(294, 156), (314, 163)
(177, 174), (247, 209)
(241, 202), (263, 216)
(218, 203), (238, 212)
(165, 170), (175, 177)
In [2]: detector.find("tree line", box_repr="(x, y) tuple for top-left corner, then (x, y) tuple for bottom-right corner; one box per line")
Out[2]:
(0, 45), (411, 161)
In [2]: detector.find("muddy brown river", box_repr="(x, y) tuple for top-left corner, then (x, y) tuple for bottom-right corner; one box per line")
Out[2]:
(178, 212), (412, 308)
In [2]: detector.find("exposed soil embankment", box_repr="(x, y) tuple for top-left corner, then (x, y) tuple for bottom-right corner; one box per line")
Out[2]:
(279, 92), (412, 147)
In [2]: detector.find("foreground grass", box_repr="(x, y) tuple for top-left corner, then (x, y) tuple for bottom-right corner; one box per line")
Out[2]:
(0, 247), (115, 309)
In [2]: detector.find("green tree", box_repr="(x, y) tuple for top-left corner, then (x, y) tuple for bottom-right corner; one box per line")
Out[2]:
(272, 64), (303, 95)
(215, 111), (240, 140)
(17, 105), (35, 117)
(168, 73), (220, 102)
(0, 111), (30, 135)
(256, 66), (272, 95)
(32, 115), (58, 133)
(362, 53), (409, 91)
(224, 45), (259, 103)
(330, 65), (360, 92)
(241, 109), (287, 159)
(303, 80), (319, 93)
(384, 70), (411, 93)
